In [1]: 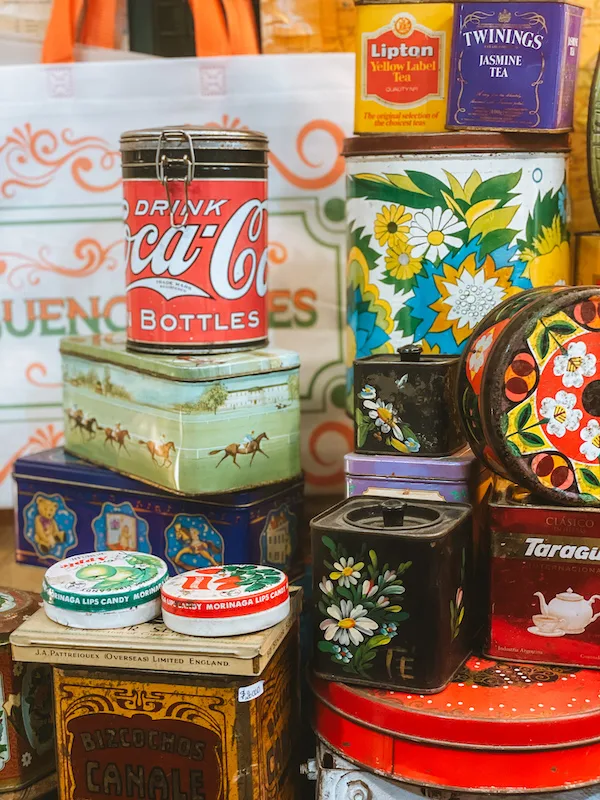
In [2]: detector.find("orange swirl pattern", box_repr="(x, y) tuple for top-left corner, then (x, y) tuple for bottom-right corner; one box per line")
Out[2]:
(25, 363), (62, 389)
(305, 420), (353, 488)
(0, 424), (63, 486)
(268, 241), (288, 265)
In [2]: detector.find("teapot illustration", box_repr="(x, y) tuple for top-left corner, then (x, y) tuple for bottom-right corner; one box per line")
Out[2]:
(535, 588), (600, 634)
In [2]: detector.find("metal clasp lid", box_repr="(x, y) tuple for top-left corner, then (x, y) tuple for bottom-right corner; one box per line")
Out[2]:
(155, 129), (196, 229)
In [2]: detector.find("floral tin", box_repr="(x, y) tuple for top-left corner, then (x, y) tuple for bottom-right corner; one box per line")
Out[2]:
(312, 656), (600, 792)
(13, 447), (304, 576)
(60, 333), (301, 495)
(311, 496), (473, 693)
(0, 590), (54, 796)
(344, 133), (571, 404)
(11, 594), (301, 800)
(576, 233), (600, 285)
(354, 345), (465, 456)
(354, 0), (454, 134)
(447, 2), (583, 132)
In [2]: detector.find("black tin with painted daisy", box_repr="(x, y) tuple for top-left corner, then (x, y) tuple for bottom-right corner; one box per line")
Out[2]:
(354, 345), (465, 457)
(311, 495), (474, 693)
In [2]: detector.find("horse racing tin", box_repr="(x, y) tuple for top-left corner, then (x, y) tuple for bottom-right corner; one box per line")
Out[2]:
(121, 126), (269, 355)
(161, 565), (290, 637)
(312, 496), (473, 693)
(447, 2), (583, 132)
(354, 345), (464, 456)
(312, 655), (600, 792)
(576, 233), (600, 285)
(354, 0), (454, 134)
(0, 590), (54, 796)
(12, 448), (305, 577)
(11, 594), (301, 800)
(60, 334), (301, 495)
(41, 551), (168, 629)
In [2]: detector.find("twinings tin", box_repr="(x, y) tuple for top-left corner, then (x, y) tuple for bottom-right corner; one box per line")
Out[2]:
(42, 551), (168, 629)
(121, 127), (269, 355)
(355, 0), (454, 134)
(312, 496), (473, 693)
(161, 565), (290, 637)
(0, 590), (54, 795)
(312, 658), (600, 792)
(354, 345), (464, 456)
(447, 2), (583, 132)
(576, 233), (600, 285)
(13, 448), (305, 577)
(60, 334), (301, 495)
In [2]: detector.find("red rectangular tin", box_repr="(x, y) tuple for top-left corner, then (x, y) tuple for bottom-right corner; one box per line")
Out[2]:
(486, 479), (600, 668)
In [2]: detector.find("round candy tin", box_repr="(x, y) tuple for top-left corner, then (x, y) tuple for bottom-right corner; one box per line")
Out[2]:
(161, 564), (290, 637)
(42, 551), (168, 629)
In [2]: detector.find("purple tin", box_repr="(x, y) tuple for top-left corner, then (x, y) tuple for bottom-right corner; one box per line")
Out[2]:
(12, 448), (304, 577)
(447, 1), (583, 132)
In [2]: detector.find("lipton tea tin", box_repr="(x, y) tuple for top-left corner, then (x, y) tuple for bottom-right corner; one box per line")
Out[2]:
(42, 551), (168, 629)
(312, 496), (473, 693)
(576, 233), (600, 285)
(12, 448), (305, 577)
(312, 656), (600, 792)
(354, 345), (464, 456)
(0, 590), (55, 796)
(161, 565), (290, 637)
(121, 127), (269, 355)
(60, 334), (301, 495)
(354, 0), (454, 134)
(447, 2), (583, 132)
(344, 133), (571, 405)
(11, 593), (301, 800)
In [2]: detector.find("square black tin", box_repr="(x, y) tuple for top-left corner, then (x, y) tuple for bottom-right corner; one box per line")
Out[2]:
(311, 496), (474, 693)
(354, 346), (465, 457)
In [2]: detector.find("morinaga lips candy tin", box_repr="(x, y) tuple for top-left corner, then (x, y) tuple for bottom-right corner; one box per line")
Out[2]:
(161, 565), (290, 637)
(42, 551), (168, 629)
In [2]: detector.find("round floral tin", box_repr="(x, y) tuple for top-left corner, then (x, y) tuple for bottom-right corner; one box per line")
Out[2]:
(42, 551), (168, 629)
(161, 564), (290, 637)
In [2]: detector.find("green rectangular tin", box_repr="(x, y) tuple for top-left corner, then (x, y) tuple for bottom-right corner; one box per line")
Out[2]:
(60, 334), (301, 496)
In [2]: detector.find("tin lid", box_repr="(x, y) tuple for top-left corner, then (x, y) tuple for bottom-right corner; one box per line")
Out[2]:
(312, 655), (600, 749)
(0, 589), (40, 638)
(161, 565), (289, 620)
(344, 447), (476, 481)
(42, 551), (168, 614)
(120, 126), (268, 151)
(59, 334), (299, 383)
(357, 345), (459, 368)
(343, 132), (570, 157)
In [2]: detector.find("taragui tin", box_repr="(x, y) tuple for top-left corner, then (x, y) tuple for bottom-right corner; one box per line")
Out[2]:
(121, 127), (269, 355)
(312, 655), (600, 792)
(344, 133), (571, 401)
(12, 448), (304, 577)
(312, 496), (473, 693)
(576, 233), (600, 285)
(354, 345), (464, 456)
(354, 0), (454, 134)
(11, 596), (301, 800)
(161, 565), (289, 637)
(60, 334), (301, 495)
(447, 2), (583, 132)
(42, 551), (168, 629)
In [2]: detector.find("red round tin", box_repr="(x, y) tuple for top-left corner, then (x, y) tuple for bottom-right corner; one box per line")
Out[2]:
(312, 656), (600, 793)
(120, 127), (269, 355)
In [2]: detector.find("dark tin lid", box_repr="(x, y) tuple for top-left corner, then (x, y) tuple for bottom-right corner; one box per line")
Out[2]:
(344, 447), (476, 481)
(343, 132), (570, 157)
(356, 344), (459, 367)
(0, 589), (40, 641)
(311, 495), (470, 540)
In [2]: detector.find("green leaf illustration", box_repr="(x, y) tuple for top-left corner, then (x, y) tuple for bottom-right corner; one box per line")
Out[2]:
(500, 414), (509, 435)
(478, 228), (519, 259)
(403, 170), (448, 201)
(336, 586), (353, 601)
(366, 634), (392, 650)
(580, 493), (599, 504)
(519, 431), (545, 447)
(580, 468), (600, 488)
(355, 408), (371, 448)
(547, 321), (577, 336)
(506, 440), (521, 457)
(470, 170), (522, 205)
(318, 641), (338, 654)
(349, 225), (380, 271)
(539, 328), (551, 360)
(394, 306), (423, 338)
(458, 607), (465, 624)
(321, 536), (337, 556)
(318, 600), (328, 615)
(349, 177), (436, 209)
(386, 585), (407, 595)
(369, 550), (378, 568)
(516, 405), (531, 430)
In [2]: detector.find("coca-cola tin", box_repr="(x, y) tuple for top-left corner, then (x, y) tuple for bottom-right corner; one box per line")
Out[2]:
(121, 126), (269, 355)
(311, 496), (473, 693)
(312, 655), (600, 792)
(60, 334), (301, 495)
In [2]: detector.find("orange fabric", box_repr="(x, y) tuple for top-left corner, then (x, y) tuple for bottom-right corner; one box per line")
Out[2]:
(188, 0), (231, 56)
(222, 0), (260, 54)
(80, 0), (119, 49)
(41, 0), (85, 63)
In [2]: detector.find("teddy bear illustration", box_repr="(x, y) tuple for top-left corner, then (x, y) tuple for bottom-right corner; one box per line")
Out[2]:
(34, 496), (65, 554)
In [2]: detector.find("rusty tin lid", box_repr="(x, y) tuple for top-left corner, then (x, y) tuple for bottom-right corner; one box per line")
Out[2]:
(0, 589), (40, 641)
(120, 125), (268, 151)
(343, 132), (570, 157)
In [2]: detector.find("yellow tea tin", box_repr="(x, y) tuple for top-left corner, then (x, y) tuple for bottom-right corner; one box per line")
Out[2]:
(575, 232), (600, 284)
(355, 0), (454, 134)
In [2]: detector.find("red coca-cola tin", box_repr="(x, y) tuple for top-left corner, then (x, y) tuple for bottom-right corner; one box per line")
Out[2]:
(120, 126), (269, 355)
(312, 656), (600, 792)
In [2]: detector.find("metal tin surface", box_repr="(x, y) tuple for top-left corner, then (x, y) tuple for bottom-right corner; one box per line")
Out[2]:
(120, 126), (269, 355)
(13, 448), (305, 576)
(354, 346), (464, 456)
(588, 55), (600, 228)
(311, 496), (473, 693)
(312, 655), (600, 792)
(447, 2), (583, 132)
(576, 233), (600, 285)
(60, 334), (301, 495)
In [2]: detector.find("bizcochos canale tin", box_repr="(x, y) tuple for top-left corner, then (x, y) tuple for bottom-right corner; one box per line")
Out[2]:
(121, 126), (269, 355)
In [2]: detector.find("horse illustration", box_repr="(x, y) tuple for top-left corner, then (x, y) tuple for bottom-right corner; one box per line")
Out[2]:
(74, 417), (99, 440)
(139, 440), (176, 468)
(210, 432), (269, 468)
(104, 426), (131, 452)
(171, 523), (222, 570)
(66, 408), (83, 428)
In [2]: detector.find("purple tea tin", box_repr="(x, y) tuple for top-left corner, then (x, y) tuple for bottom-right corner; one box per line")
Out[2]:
(12, 448), (304, 576)
(447, 1), (583, 131)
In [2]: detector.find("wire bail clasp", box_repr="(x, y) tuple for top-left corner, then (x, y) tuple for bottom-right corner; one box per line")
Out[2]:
(155, 129), (195, 229)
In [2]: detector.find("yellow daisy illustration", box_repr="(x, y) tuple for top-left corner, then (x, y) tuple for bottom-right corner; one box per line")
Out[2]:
(521, 215), (570, 286)
(374, 205), (411, 248)
(385, 241), (423, 281)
